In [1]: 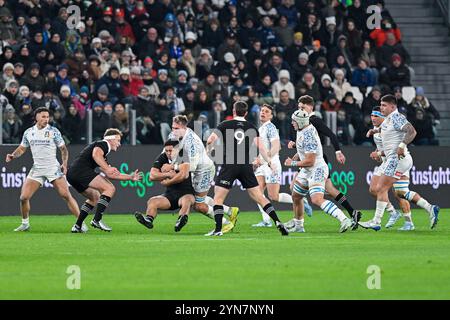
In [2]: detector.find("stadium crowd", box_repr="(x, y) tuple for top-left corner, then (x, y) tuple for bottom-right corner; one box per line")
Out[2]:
(0, 0), (441, 146)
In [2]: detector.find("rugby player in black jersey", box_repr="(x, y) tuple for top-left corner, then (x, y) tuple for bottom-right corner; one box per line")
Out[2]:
(67, 128), (142, 233)
(206, 101), (289, 236)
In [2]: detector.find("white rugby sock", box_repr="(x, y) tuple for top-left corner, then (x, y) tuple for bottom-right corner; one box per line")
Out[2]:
(205, 205), (230, 223)
(416, 198), (433, 215)
(386, 202), (396, 214)
(403, 212), (412, 223)
(294, 218), (304, 227)
(278, 193), (293, 204)
(321, 200), (347, 222)
(374, 201), (388, 224)
(257, 204), (272, 223)
(22, 218), (29, 225)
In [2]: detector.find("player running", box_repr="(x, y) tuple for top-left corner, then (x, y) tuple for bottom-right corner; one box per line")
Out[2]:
(169, 115), (239, 229)
(206, 101), (289, 236)
(367, 106), (410, 230)
(359, 95), (439, 231)
(134, 139), (236, 233)
(67, 128), (142, 233)
(286, 109), (354, 233)
(285, 95), (362, 232)
(5, 107), (85, 232)
(251, 104), (312, 228)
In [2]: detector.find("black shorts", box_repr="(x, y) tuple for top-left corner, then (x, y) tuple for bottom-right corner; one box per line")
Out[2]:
(66, 167), (98, 194)
(162, 189), (193, 211)
(215, 165), (259, 190)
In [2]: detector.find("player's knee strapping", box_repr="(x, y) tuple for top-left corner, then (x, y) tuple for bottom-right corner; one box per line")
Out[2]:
(293, 184), (308, 196)
(93, 195), (111, 222)
(393, 181), (415, 201)
(309, 186), (325, 196)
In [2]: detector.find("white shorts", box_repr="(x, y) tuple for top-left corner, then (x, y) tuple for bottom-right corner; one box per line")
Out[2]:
(295, 165), (329, 189)
(373, 161), (387, 177)
(27, 166), (63, 186)
(254, 159), (282, 184)
(192, 166), (215, 194)
(383, 154), (413, 179)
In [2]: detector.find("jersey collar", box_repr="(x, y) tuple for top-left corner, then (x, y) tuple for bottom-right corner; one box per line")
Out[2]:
(102, 139), (112, 154)
(234, 116), (246, 121)
(35, 124), (49, 131)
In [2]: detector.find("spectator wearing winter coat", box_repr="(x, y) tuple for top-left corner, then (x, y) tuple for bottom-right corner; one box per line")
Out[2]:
(92, 101), (112, 140)
(376, 33), (411, 69)
(0, 7), (22, 47)
(369, 17), (401, 48)
(313, 57), (331, 85)
(2, 105), (22, 144)
(19, 63), (46, 93)
(297, 72), (321, 103)
(351, 58), (377, 89)
(319, 74), (334, 102)
(331, 69), (352, 102)
(361, 86), (382, 116)
(72, 86), (91, 120)
(393, 86), (409, 116)
(0, 63), (16, 91)
(62, 105), (83, 144)
(408, 87), (440, 125)
(196, 49), (214, 81)
(115, 8), (136, 46)
(277, 0), (298, 27)
(95, 66), (122, 104)
(46, 33), (66, 66)
(321, 93), (341, 113)
(111, 103), (130, 142)
(19, 103), (34, 134)
(129, 66), (145, 96)
(201, 18), (225, 55)
(328, 35), (354, 70)
(274, 15), (294, 47)
(411, 109), (439, 145)
(283, 32), (308, 66)
(272, 70), (295, 104)
(133, 86), (155, 118)
(217, 32), (245, 64)
(382, 54), (411, 89)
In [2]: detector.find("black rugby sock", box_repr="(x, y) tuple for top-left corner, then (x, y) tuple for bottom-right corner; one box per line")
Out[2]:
(93, 195), (111, 222)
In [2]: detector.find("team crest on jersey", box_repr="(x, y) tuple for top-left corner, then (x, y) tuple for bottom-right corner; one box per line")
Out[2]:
(45, 131), (50, 138)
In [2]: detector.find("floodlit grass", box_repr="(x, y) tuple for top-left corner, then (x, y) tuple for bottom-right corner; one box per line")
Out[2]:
(0, 209), (449, 299)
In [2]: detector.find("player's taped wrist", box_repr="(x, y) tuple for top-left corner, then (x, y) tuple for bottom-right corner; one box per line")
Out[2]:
(399, 142), (407, 149)
(376, 151), (382, 157)
(291, 160), (298, 167)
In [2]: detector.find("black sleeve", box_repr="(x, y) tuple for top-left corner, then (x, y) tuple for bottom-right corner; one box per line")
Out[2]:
(310, 116), (341, 152)
(95, 141), (109, 155)
(152, 152), (169, 170)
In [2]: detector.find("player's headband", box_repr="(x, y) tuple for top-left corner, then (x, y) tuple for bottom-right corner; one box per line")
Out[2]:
(371, 111), (385, 118)
(104, 134), (121, 140)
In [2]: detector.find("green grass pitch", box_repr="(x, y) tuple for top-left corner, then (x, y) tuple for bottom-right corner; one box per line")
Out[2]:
(0, 209), (449, 300)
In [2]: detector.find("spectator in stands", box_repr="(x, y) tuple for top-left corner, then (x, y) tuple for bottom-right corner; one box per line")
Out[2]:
(272, 70), (295, 104)
(92, 101), (111, 140)
(309, 40), (327, 67)
(115, 8), (136, 46)
(196, 49), (214, 81)
(370, 17), (401, 48)
(133, 86), (155, 118)
(129, 66), (145, 96)
(336, 109), (352, 146)
(0, 7), (21, 48)
(180, 49), (197, 78)
(201, 18), (224, 55)
(266, 53), (290, 83)
(411, 109), (439, 146)
(331, 68), (351, 102)
(165, 86), (186, 116)
(0, 63), (16, 91)
(332, 54), (352, 81)
(2, 104), (22, 144)
(297, 71), (321, 103)
(156, 69), (171, 93)
(19, 103), (34, 134)
(284, 32), (308, 66)
(381, 54), (411, 89)
(274, 15), (294, 47)
(408, 87), (440, 126)
(111, 103), (130, 142)
(322, 16), (341, 52)
(3, 79), (19, 106)
(313, 57), (331, 85)
(360, 39), (378, 69)
(274, 89), (296, 141)
(377, 33), (410, 69)
(319, 74), (334, 102)
(344, 19), (363, 61)
(217, 32), (245, 64)
(362, 86), (382, 116)
(348, 0), (365, 32)
(138, 27), (162, 61)
(95, 65), (122, 104)
(13, 62), (25, 83)
(321, 93), (341, 113)
(72, 86), (91, 120)
(292, 52), (312, 84)
(46, 33), (66, 66)
(351, 58), (376, 89)
(257, 0), (278, 20)
(62, 104), (83, 144)
(328, 35), (353, 71)
(393, 86), (408, 116)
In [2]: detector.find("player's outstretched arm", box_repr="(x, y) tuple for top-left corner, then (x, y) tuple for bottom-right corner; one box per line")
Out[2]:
(161, 163), (190, 187)
(5, 145), (27, 163)
(111, 169), (143, 182)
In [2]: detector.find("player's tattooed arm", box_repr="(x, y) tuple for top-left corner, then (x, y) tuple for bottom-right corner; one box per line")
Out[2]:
(401, 123), (417, 145)
(59, 145), (69, 174)
(5, 145), (27, 162)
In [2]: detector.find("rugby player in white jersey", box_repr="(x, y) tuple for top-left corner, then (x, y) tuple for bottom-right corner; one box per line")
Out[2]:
(360, 95), (439, 231)
(252, 104), (311, 228)
(286, 110), (354, 233)
(367, 106), (411, 230)
(5, 107), (85, 232)
(162, 115), (238, 230)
